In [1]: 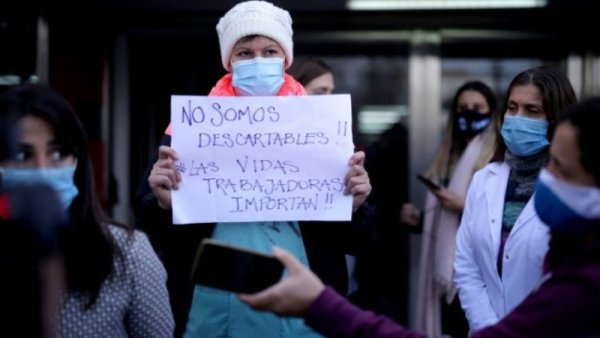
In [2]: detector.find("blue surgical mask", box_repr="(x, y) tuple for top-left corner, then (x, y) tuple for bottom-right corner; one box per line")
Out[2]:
(534, 169), (600, 232)
(501, 114), (549, 157)
(0, 164), (79, 209)
(232, 57), (284, 96)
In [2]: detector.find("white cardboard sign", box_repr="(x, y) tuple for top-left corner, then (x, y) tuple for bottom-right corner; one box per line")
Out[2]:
(170, 94), (353, 224)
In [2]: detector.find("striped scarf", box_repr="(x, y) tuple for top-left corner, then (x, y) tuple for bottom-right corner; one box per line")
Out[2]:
(502, 150), (548, 231)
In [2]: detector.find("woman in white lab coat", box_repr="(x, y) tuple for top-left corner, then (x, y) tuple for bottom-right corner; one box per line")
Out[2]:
(454, 66), (577, 332)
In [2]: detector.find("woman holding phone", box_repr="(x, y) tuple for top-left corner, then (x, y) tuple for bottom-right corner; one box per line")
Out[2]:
(400, 81), (500, 337)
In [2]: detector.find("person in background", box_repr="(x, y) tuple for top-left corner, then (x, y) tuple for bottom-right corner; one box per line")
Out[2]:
(134, 1), (372, 337)
(401, 80), (500, 336)
(0, 84), (174, 338)
(289, 56), (411, 326)
(289, 57), (394, 323)
(287, 57), (335, 95)
(239, 96), (600, 338)
(352, 118), (409, 325)
(0, 113), (68, 338)
(454, 66), (577, 333)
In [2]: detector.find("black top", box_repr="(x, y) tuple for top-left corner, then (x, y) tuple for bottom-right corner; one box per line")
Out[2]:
(1, 184), (68, 338)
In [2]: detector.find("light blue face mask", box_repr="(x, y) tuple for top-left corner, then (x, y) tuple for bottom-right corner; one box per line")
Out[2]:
(501, 114), (550, 157)
(232, 57), (285, 96)
(0, 164), (79, 209)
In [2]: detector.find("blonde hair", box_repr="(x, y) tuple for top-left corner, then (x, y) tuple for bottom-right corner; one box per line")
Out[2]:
(424, 81), (500, 183)
(425, 122), (498, 182)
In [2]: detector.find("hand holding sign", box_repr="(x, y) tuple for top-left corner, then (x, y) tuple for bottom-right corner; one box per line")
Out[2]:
(170, 95), (356, 224)
(148, 145), (181, 209)
(344, 151), (371, 212)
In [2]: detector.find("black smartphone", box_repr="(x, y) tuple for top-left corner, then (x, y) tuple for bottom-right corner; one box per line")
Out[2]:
(190, 238), (284, 294)
(417, 174), (442, 191)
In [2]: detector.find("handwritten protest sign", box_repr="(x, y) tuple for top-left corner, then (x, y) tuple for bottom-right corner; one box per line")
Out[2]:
(170, 94), (353, 224)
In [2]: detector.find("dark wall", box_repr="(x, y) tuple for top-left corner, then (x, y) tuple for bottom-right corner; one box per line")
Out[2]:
(4, 0), (598, 213)
(0, 14), (36, 93)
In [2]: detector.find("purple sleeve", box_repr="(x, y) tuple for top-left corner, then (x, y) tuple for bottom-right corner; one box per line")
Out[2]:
(305, 287), (429, 338)
(472, 267), (600, 338)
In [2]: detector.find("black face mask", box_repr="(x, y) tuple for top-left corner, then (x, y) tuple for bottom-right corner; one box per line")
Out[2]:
(453, 109), (491, 138)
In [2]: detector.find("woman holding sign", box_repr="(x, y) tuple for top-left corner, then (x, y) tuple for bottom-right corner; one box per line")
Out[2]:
(134, 1), (372, 337)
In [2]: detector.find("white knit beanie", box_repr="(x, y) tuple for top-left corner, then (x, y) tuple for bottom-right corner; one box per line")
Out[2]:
(216, 1), (293, 71)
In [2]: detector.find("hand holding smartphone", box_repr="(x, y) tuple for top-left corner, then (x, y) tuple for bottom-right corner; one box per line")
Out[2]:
(190, 238), (284, 294)
(417, 174), (442, 191)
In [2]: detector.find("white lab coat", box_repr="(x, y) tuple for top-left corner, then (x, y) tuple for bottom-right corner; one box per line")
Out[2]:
(454, 162), (549, 332)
